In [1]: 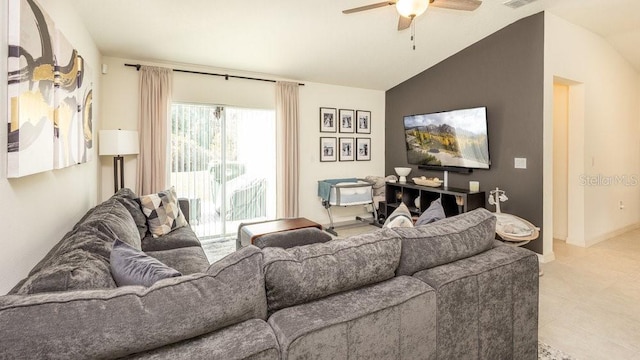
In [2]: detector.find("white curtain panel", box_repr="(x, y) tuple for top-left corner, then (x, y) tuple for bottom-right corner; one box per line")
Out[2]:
(137, 66), (173, 195)
(276, 81), (300, 217)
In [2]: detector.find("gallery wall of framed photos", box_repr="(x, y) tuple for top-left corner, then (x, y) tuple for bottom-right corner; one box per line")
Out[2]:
(319, 107), (371, 162)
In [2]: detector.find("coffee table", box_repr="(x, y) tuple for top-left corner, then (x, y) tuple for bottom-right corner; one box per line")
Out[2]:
(237, 218), (323, 249)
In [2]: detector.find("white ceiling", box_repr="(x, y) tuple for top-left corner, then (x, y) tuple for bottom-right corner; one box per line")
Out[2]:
(68, 0), (640, 90)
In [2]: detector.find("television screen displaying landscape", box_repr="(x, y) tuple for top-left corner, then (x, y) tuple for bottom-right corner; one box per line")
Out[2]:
(403, 107), (490, 169)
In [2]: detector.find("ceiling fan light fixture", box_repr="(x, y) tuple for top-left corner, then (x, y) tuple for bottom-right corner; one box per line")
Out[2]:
(395, 0), (429, 18)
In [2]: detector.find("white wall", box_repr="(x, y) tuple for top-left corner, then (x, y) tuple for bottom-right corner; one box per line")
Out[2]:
(0, 0), (101, 293)
(544, 13), (640, 252)
(298, 84), (385, 225)
(100, 57), (385, 225)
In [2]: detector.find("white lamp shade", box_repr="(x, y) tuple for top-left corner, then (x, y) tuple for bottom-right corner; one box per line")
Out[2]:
(99, 130), (139, 156)
(396, 0), (429, 18)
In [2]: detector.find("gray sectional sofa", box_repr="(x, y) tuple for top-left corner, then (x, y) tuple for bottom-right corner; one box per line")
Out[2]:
(0, 189), (539, 359)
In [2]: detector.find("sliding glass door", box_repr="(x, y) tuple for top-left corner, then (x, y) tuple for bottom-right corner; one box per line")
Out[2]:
(170, 103), (276, 261)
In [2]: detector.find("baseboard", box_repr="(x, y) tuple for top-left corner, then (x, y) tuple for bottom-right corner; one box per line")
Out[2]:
(585, 222), (640, 247)
(537, 252), (555, 263)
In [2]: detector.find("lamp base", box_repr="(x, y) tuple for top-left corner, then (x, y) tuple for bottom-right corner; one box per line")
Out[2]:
(113, 156), (125, 193)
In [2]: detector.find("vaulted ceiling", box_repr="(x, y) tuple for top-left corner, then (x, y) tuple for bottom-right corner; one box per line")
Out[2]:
(69, 0), (640, 90)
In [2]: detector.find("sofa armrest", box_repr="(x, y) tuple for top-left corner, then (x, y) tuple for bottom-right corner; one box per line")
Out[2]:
(178, 198), (190, 224)
(0, 246), (268, 359)
(412, 245), (539, 359)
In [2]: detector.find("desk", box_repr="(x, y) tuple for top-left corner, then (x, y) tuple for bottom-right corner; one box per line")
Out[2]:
(238, 218), (323, 248)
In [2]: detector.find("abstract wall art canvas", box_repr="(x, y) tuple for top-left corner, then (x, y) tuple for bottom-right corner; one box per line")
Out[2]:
(7, 0), (93, 178)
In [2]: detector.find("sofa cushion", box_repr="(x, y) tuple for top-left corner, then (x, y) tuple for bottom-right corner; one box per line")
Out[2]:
(110, 240), (182, 287)
(0, 246), (267, 359)
(10, 249), (116, 295)
(113, 188), (149, 239)
(415, 198), (446, 226)
(73, 205), (99, 230)
(268, 276), (436, 360)
(122, 319), (280, 359)
(80, 197), (142, 250)
(146, 246), (210, 275)
(262, 229), (401, 313)
(21, 225), (116, 280)
(141, 226), (201, 252)
(393, 207), (497, 276)
(139, 187), (188, 238)
(22, 197), (140, 281)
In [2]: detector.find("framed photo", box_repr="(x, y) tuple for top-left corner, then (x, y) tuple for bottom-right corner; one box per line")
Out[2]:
(356, 110), (371, 134)
(319, 107), (337, 133)
(320, 137), (337, 162)
(356, 138), (371, 161)
(339, 137), (354, 161)
(339, 109), (355, 133)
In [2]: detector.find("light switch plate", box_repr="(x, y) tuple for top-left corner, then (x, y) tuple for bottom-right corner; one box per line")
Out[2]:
(515, 157), (527, 169)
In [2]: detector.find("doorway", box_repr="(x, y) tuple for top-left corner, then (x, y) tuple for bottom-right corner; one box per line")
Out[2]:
(553, 84), (569, 241)
(169, 103), (276, 260)
(552, 77), (585, 249)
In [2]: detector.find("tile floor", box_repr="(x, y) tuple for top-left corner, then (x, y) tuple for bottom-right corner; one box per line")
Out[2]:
(539, 232), (640, 360)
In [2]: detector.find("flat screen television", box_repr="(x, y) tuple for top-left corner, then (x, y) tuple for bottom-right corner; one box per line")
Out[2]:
(403, 106), (490, 171)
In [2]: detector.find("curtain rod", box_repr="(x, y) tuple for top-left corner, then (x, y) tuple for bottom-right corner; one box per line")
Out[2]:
(124, 63), (304, 86)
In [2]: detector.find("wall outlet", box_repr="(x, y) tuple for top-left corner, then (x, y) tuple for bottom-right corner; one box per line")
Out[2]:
(619, 200), (625, 210)
(514, 157), (527, 169)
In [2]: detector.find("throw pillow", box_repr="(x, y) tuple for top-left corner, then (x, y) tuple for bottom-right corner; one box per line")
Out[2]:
(383, 202), (414, 228)
(112, 188), (148, 239)
(139, 187), (188, 238)
(110, 239), (182, 287)
(415, 198), (446, 226)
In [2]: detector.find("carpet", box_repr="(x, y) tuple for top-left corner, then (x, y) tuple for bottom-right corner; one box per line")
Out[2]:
(539, 341), (576, 360)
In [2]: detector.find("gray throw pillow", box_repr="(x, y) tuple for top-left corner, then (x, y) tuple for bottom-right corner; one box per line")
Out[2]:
(415, 198), (446, 226)
(110, 239), (182, 287)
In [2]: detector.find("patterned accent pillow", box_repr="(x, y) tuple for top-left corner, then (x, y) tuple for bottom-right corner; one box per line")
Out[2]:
(139, 187), (188, 238)
(383, 202), (414, 228)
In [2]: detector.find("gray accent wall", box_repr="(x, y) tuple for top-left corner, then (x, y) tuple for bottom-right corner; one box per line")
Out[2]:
(385, 13), (544, 253)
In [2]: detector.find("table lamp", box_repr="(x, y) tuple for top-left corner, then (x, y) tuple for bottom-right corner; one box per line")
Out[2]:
(99, 130), (139, 193)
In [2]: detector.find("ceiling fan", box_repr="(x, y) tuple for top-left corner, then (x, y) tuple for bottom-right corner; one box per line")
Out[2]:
(343, 0), (482, 31)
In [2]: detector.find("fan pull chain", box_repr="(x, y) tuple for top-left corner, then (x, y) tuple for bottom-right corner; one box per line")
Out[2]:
(411, 18), (416, 50)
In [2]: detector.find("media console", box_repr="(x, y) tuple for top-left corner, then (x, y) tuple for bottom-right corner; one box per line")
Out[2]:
(379, 181), (485, 223)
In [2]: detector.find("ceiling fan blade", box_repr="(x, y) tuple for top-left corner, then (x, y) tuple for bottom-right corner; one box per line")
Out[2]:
(429, 0), (482, 11)
(342, 1), (396, 14)
(397, 15), (413, 30)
